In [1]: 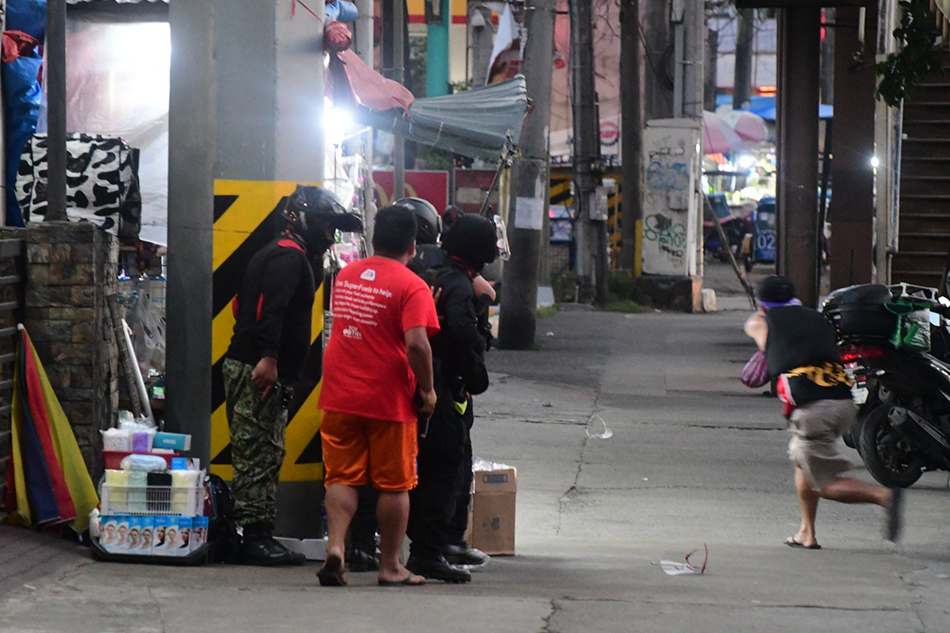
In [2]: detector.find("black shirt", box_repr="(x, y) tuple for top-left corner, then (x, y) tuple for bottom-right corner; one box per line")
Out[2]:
(225, 238), (316, 381)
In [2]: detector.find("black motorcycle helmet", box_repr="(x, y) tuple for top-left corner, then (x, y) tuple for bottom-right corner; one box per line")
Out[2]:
(281, 185), (363, 254)
(441, 213), (497, 272)
(394, 197), (442, 245)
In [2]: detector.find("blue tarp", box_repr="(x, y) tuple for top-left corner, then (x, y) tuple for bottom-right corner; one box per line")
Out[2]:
(2, 45), (43, 227)
(6, 0), (47, 40)
(3, 0), (47, 226)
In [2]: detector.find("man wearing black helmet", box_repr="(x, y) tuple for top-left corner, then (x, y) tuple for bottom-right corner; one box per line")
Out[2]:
(223, 184), (362, 566)
(405, 213), (498, 583)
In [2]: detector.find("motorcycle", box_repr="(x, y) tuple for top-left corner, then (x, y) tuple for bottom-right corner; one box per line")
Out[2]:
(822, 283), (950, 488)
(703, 193), (746, 263)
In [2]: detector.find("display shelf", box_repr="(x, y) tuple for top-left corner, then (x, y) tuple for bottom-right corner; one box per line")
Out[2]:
(91, 538), (210, 566)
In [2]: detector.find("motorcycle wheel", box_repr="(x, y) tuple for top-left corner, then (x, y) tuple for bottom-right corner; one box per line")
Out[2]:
(858, 404), (925, 488)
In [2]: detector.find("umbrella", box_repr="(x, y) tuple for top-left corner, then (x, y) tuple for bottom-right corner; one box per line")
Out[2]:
(721, 110), (768, 143)
(702, 111), (744, 155)
(5, 325), (98, 531)
(748, 102), (834, 122)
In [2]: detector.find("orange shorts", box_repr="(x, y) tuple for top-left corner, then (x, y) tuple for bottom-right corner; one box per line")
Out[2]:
(321, 411), (418, 492)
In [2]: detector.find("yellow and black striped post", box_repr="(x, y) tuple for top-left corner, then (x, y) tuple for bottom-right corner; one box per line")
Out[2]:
(210, 180), (327, 484)
(550, 169), (623, 260)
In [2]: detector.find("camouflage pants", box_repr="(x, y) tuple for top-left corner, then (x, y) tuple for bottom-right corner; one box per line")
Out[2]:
(222, 358), (290, 527)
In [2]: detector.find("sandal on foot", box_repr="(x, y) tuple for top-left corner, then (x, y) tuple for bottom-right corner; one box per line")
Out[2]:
(785, 538), (821, 550)
(378, 573), (426, 587)
(317, 553), (348, 587)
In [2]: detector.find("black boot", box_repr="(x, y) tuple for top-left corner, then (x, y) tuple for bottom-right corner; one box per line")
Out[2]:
(406, 553), (472, 583)
(240, 523), (306, 566)
(347, 547), (380, 572)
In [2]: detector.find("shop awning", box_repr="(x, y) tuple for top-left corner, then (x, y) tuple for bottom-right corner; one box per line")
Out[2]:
(355, 76), (530, 161)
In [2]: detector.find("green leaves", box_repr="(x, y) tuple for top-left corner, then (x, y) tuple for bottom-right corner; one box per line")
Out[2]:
(875, 0), (944, 107)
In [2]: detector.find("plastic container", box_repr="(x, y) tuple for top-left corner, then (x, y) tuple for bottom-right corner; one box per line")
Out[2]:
(103, 451), (177, 471)
(100, 484), (201, 517)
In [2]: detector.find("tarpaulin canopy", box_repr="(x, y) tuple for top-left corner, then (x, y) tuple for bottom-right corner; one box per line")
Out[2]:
(355, 75), (529, 161)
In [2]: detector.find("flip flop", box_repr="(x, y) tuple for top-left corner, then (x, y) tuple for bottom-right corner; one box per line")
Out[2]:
(378, 573), (426, 587)
(317, 552), (349, 587)
(785, 538), (821, 550)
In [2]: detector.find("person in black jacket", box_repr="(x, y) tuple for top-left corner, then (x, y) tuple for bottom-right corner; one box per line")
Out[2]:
(406, 213), (498, 583)
(745, 275), (903, 550)
(223, 185), (361, 566)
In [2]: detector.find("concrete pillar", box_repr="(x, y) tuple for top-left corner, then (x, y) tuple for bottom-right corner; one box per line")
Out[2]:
(427, 0), (451, 97)
(166, 0), (215, 465)
(776, 7), (821, 308)
(167, 0), (327, 536)
(828, 5), (876, 290)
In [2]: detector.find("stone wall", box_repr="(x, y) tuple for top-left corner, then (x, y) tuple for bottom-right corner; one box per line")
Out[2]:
(1, 223), (119, 481)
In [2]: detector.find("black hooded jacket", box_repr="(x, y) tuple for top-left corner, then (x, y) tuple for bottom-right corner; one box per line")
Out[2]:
(420, 255), (490, 400)
(225, 237), (316, 381)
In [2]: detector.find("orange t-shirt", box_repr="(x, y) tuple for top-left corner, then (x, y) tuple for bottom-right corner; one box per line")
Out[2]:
(319, 256), (439, 423)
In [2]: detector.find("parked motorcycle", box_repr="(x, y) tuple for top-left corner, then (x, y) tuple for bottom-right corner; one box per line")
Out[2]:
(703, 193), (746, 263)
(822, 283), (950, 488)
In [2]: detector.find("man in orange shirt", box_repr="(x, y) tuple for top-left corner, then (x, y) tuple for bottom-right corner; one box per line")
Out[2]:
(317, 205), (439, 587)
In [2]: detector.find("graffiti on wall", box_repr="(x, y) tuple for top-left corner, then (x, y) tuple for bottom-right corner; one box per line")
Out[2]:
(643, 213), (686, 260)
(646, 161), (689, 192)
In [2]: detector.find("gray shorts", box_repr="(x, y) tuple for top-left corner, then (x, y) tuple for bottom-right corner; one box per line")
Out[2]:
(787, 399), (857, 490)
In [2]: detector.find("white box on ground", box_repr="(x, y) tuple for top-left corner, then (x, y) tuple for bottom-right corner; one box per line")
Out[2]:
(702, 288), (717, 312)
(274, 537), (327, 561)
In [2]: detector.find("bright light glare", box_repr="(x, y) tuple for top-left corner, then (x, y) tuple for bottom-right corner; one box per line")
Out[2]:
(870, 156), (880, 168)
(737, 154), (755, 169)
(324, 101), (354, 146)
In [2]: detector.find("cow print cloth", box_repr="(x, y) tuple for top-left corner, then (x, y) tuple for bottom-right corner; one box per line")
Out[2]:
(16, 133), (141, 239)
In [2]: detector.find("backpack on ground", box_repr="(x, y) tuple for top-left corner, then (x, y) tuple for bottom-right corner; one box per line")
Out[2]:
(204, 473), (241, 564)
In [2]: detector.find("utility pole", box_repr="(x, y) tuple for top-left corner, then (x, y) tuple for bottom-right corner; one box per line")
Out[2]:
(468, 4), (494, 86)
(644, 0), (673, 121)
(393, 0), (406, 199)
(355, 0), (376, 248)
(499, 0), (556, 350)
(705, 27), (718, 112)
(570, 0), (606, 304)
(733, 8), (754, 110)
(46, 0), (67, 221)
(620, 0), (643, 273)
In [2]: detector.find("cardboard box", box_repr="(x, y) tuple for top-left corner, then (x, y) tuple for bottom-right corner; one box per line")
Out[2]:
(470, 466), (516, 556)
(153, 432), (192, 451)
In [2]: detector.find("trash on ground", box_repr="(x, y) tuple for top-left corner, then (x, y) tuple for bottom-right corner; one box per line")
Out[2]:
(660, 544), (708, 576)
(585, 414), (614, 439)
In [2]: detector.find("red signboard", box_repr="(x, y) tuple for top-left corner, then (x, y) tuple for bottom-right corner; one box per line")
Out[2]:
(373, 170), (449, 210)
(453, 169), (498, 215)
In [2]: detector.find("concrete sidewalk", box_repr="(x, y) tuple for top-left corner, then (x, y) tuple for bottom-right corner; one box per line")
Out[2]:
(1, 305), (949, 633)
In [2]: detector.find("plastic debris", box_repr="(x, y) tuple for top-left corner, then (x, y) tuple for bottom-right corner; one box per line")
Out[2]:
(585, 414), (614, 439)
(660, 544), (708, 576)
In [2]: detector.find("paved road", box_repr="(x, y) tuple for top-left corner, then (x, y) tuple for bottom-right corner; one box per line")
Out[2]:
(2, 281), (949, 632)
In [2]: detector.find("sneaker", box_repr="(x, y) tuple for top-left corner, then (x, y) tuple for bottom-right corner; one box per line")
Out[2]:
(885, 486), (904, 542)
(442, 543), (490, 568)
(406, 553), (472, 583)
